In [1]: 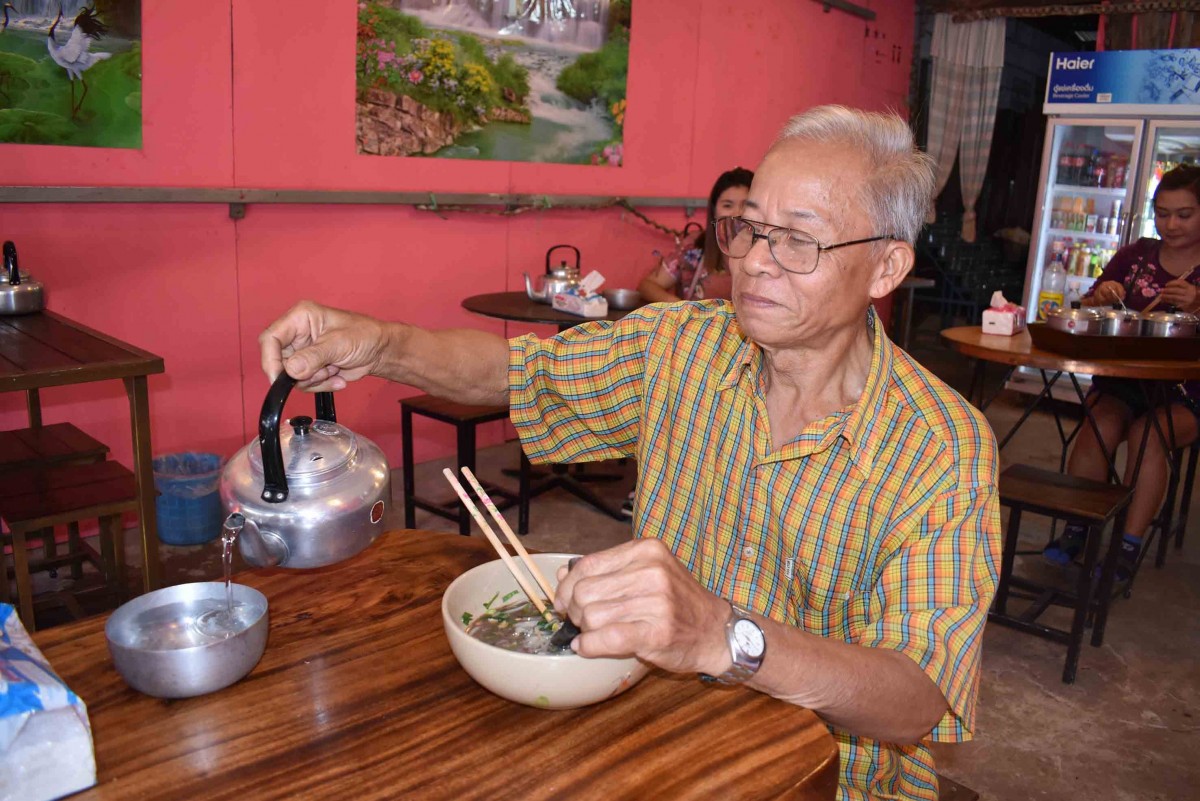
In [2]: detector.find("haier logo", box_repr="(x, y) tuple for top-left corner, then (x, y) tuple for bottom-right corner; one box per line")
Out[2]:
(1056, 57), (1095, 70)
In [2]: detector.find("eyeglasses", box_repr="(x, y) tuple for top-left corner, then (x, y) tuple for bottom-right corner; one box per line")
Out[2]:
(713, 216), (897, 275)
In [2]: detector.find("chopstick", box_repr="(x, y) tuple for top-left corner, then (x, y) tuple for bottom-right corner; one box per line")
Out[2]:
(459, 466), (555, 601)
(1143, 265), (1198, 314)
(441, 468), (554, 621)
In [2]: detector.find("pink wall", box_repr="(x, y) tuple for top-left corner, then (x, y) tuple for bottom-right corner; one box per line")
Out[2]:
(1, 0), (915, 474)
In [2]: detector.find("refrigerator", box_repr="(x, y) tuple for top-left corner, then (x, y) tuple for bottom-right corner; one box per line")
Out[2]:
(1009, 49), (1200, 399)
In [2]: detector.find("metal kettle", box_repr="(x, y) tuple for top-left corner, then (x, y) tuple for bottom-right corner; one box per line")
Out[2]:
(219, 374), (391, 568)
(0, 241), (45, 316)
(524, 244), (581, 304)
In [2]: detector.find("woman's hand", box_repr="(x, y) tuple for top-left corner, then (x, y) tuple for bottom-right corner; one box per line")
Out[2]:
(1091, 281), (1126, 305)
(1158, 276), (1200, 312)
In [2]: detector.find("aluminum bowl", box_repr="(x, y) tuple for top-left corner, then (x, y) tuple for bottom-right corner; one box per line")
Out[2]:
(1046, 305), (1103, 335)
(106, 581), (269, 699)
(602, 288), (643, 310)
(442, 553), (650, 709)
(1141, 310), (1200, 338)
(1098, 307), (1142, 337)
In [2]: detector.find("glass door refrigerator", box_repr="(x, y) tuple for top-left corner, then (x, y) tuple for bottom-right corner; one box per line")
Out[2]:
(1008, 49), (1200, 399)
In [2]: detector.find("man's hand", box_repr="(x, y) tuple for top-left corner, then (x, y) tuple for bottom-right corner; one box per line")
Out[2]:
(1158, 276), (1199, 312)
(259, 301), (393, 392)
(553, 538), (732, 675)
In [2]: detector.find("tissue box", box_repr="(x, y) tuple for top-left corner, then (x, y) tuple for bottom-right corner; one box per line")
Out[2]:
(552, 291), (608, 318)
(0, 605), (96, 801)
(982, 304), (1027, 336)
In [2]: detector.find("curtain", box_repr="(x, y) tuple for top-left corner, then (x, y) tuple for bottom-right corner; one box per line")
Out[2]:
(926, 14), (1006, 242)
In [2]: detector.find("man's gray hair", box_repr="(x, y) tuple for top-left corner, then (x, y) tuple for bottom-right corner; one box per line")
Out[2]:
(775, 105), (934, 244)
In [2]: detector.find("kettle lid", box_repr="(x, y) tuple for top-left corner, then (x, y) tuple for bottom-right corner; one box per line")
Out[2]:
(249, 416), (357, 480)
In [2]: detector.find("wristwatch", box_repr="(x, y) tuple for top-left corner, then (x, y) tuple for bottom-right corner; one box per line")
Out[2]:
(700, 603), (766, 685)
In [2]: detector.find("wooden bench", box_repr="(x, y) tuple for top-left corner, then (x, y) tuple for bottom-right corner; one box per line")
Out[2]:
(0, 422), (109, 473)
(992, 463), (1133, 684)
(0, 461), (138, 631)
(400, 395), (531, 536)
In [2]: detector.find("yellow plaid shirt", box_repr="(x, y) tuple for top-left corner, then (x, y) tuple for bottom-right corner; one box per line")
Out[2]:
(508, 301), (1001, 801)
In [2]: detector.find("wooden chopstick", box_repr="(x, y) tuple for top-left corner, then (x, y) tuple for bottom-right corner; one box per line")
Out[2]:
(1143, 265), (1198, 314)
(459, 466), (555, 601)
(442, 468), (553, 620)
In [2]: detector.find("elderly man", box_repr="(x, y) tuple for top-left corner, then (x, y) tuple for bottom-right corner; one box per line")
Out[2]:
(260, 105), (1000, 801)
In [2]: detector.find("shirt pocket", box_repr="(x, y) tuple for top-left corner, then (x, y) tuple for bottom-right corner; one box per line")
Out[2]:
(792, 576), (871, 642)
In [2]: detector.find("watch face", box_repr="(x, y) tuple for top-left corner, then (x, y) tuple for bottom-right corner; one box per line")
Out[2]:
(733, 618), (765, 657)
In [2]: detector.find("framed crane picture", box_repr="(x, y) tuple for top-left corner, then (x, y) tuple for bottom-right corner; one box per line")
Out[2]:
(0, 1), (141, 148)
(356, 0), (631, 165)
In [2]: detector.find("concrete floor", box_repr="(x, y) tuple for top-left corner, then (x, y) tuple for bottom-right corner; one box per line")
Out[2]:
(35, 314), (1200, 801)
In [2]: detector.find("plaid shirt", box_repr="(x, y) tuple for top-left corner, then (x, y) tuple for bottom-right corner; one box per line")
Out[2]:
(508, 301), (1000, 801)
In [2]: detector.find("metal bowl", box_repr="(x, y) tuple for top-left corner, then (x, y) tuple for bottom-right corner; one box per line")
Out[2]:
(1141, 310), (1200, 338)
(106, 581), (269, 699)
(602, 288), (642, 310)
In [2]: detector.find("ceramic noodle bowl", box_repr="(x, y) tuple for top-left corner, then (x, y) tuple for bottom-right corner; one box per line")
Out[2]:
(442, 553), (650, 709)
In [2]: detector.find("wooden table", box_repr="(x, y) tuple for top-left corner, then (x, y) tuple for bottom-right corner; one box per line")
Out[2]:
(462, 290), (632, 330)
(0, 311), (165, 592)
(941, 324), (1200, 567)
(34, 531), (839, 800)
(462, 291), (642, 520)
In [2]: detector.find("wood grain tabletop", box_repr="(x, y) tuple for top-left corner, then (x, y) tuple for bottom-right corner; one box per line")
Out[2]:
(35, 530), (838, 800)
(940, 325), (1200, 380)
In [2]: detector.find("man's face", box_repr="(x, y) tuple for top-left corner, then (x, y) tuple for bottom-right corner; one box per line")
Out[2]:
(730, 138), (886, 352)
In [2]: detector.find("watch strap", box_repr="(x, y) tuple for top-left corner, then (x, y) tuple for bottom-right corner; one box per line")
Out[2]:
(699, 602), (765, 686)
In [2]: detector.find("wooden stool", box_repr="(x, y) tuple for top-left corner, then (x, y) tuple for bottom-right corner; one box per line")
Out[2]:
(400, 395), (531, 536)
(0, 461), (138, 631)
(992, 464), (1133, 684)
(0, 423), (109, 473)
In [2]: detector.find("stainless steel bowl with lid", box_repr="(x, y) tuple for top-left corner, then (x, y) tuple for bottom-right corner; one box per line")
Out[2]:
(1141, 310), (1200, 338)
(1098, 306), (1142, 337)
(1046, 305), (1104, 335)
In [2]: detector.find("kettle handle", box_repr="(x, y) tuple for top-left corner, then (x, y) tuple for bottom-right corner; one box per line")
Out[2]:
(259, 373), (337, 503)
(3, 241), (18, 286)
(545, 244), (580, 274)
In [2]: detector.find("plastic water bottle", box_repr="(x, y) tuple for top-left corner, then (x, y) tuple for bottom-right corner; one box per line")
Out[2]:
(1038, 258), (1066, 321)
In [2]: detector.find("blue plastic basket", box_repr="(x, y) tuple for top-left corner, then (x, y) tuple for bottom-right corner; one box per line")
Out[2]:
(152, 452), (225, 546)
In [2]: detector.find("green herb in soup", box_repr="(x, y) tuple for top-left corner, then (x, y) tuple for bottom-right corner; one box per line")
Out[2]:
(465, 598), (564, 655)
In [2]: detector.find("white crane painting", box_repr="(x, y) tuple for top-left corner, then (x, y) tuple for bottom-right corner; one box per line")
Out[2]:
(0, 1), (141, 147)
(47, 5), (110, 116)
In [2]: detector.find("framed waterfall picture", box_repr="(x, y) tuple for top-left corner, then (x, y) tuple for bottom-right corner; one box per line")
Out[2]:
(356, 0), (631, 166)
(0, 1), (142, 148)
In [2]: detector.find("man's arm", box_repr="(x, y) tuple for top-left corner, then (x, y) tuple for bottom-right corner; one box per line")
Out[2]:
(258, 300), (509, 405)
(557, 484), (999, 746)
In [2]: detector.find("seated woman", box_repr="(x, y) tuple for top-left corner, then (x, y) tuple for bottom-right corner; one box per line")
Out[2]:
(1045, 164), (1200, 580)
(637, 167), (753, 303)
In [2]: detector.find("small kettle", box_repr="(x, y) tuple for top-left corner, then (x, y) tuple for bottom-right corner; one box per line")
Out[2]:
(0, 241), (45, 316)
(524, 244), (581, 304)
(219, 374), (391, 568)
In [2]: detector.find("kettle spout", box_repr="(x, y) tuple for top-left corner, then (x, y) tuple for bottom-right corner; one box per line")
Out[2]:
(226, 512), (288, 568)
(523, 272), (545, 301)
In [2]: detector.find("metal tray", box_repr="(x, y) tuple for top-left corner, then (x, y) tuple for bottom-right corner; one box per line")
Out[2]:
(1028, 322), (1200, 361)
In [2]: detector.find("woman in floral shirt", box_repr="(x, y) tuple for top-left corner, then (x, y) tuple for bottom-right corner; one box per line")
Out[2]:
(1045, 165), (1200, 581)
(637, 168), (753, 303)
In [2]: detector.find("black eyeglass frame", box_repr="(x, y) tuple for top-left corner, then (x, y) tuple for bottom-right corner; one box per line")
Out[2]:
(713, 216), (899, 275)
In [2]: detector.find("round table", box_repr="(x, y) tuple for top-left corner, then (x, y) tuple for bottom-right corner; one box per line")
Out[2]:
(462, 291), (642, 520)
(941, 324), (1200, 568)
(462, 291), (632, 330)
(940, 326), (1200, 382)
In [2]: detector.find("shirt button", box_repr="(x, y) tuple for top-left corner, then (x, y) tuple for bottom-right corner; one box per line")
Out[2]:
(742, 545), (755, 559)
